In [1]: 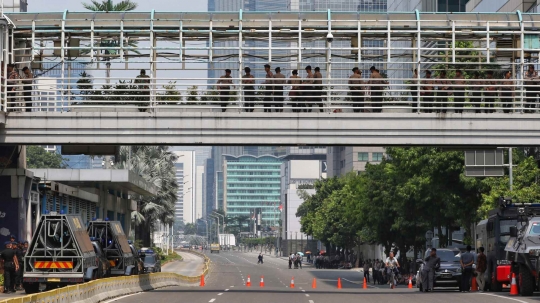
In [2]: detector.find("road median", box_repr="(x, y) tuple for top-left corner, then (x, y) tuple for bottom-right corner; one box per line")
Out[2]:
(0, 252), (210, 303)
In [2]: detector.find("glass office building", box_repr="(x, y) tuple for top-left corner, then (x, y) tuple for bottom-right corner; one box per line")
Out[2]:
(223, 155), (283, 227)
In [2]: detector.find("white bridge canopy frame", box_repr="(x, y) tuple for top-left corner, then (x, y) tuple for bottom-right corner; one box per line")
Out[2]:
(2, 10), (540, 112)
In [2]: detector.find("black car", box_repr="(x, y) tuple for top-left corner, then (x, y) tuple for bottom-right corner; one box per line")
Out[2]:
(416, 249), (462, 291)
(139, 250), (161, 273)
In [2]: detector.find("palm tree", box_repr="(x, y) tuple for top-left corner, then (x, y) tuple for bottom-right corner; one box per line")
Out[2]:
(83, 0), (138, 12)
(82, 0), (140, 97)
(116, 146), (178, 246)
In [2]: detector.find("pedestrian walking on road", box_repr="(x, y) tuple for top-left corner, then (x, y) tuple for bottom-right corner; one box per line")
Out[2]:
(258, 253), (264, 264)
(288, 255), (293, 269)
(422, 248), (440, 292)
(476, 247), (487, 292)
(363, 260), (371, 283)
(460, 245), (475, 292)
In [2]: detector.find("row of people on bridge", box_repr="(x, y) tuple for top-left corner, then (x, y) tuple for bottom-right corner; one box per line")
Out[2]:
(217, 65), (388, 113)
(215, 64), (539, 113)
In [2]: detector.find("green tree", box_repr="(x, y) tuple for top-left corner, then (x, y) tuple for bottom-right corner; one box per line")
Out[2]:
(157, 81), (183, 106)
(26, 146), (66, 169)
(115, 146), (178, 246)
(183, 223), (197, 235)
(479, 153), (540, 218)
(82, 0), (137, 11)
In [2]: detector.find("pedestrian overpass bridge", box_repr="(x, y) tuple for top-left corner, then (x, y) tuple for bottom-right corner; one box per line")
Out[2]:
(0, 10), (539, 146)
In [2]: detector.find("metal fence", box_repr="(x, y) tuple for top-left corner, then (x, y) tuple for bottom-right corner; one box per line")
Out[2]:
(2, 10), (540, 114)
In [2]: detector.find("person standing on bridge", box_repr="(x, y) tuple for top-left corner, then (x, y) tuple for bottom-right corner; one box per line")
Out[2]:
(524, 65), (539, 113)
(288, 70), (302, 112)
(303, 66), (314, 112)
(134, 69), (150, 112)
(369, 68), (387, 113)
(263, 64), (274, 112)
(21, 67), (33, 112)
(421, 70), (435, 113)
(217, 69), (233, 112)
(313, 67), (324, 112)
(436, 70), (450, 113)
(273, 67), (286, 112)
(500, 71), (514, 113)
(6, 64), (20, 110)
(242, 67), (255, 112)
(470, 71), (483, 113)
(348, 67), (364, 112)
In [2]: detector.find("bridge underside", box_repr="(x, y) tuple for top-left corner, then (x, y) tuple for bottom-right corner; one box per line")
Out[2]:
(1, 112), (538, 146)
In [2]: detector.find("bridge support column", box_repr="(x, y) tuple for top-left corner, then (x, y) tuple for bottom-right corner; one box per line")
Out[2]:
(0, 145), (33, 244)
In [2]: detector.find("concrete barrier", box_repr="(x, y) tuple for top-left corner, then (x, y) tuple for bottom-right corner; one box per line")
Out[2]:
(0, 252), (211, 303)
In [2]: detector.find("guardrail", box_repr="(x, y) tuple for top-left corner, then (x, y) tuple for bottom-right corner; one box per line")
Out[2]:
(0, 252), (210, 303)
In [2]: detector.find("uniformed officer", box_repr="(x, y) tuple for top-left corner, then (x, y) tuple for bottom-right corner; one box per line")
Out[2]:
(15, 242), (24, 290)
(1, 241), (19, 293)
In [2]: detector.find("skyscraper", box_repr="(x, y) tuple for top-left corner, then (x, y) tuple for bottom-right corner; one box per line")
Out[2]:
(223, 154), (283, 228)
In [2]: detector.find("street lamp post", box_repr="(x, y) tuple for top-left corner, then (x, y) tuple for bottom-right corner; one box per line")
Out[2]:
(212, 212), (225, 234)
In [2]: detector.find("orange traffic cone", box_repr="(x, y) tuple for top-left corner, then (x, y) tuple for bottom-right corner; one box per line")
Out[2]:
(312, 278), (317, 289)
(510, 273), (519, 296)
(246, 275), (251, 287)
(337, 278), (342, 289)
(200, 275), (205, 287)
(260, 276), (265, 287)
(471, 276), (478, 292)
(290, 277), (295, 288)
(408, 277), (413, 289)
(363, 277), (367, 289)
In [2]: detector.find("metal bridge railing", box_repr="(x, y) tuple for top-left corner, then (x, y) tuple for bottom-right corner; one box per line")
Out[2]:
(3, 76), (539, 114)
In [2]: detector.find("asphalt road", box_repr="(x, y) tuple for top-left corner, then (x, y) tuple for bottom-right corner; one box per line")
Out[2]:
(163, 250), (206, 276)
(109, 250), (540, 303)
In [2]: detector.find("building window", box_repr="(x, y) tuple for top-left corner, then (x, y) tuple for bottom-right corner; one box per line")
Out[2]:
(358, 152), (369, 162)
(340, 160), (344, 168)
(372, 152), (383, 162)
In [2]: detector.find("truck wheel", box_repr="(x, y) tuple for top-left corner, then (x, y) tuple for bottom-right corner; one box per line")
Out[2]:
(519, 265), (534, 296)
(491, 272), (502, 292)
(23, 283), (39, 294)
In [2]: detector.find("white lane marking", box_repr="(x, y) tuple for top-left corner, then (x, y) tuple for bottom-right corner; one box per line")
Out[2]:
(302, 290), (306, 292)
(476, 293), (529, 303)
(102, 293), (141, 303)
(209, 299), (216, 303)
(225, 289), (229, 291)
(218, 293), (223, 296)
(230, 286), (234, 288)
(299, 287), (303, 289)
(306, 294), (310, 297)
(309, 300), (314, 303)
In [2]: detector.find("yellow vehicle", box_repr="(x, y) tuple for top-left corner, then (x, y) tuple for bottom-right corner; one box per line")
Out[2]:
(210, 243), (220, 253)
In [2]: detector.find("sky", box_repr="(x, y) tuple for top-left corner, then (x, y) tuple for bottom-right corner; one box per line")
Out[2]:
(25, 0), (209, 91)
(27, 0), (208, 13)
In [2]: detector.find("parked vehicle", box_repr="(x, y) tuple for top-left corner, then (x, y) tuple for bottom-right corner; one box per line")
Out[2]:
(139, 249), (161, 273)
(505, 204), (540, 296)
(23, 213), (103, 294)
(87, 220), (137, 276)
(476, 199), (540, 293)
(416, 248), (462, 291)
